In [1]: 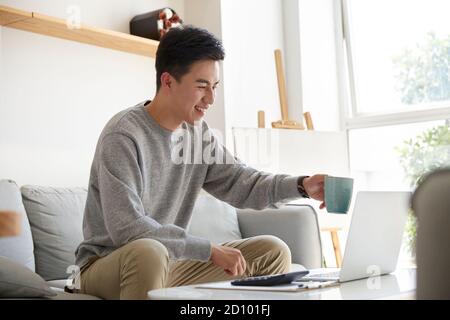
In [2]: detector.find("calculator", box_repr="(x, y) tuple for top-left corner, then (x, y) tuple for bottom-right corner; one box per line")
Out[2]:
(230, 270), (309, 286)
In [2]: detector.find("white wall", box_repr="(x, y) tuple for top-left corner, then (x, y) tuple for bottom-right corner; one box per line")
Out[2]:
(298, 0), (341, 131)
(0, 0), (183, 187)
(183, 0), (227, 144)
(221, 0), (286, 148)
(282, 0), (304, 123)
(0, 26), (2, 115)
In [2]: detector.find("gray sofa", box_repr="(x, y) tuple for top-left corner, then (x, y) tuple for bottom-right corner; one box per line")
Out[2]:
(0, 179), (322, 300)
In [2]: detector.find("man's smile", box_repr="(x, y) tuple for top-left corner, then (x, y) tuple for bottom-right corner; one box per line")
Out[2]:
(194, 105), (208, 115)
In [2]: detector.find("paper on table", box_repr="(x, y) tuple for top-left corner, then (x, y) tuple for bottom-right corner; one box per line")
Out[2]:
(196, 280), (339, 292)
(292, 280), (340, 289)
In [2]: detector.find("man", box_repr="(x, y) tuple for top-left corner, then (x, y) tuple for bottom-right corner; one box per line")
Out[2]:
(75, 26), (326, 300)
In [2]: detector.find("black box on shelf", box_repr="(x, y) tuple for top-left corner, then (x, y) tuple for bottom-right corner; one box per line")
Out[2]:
(130, 8), (183, 41)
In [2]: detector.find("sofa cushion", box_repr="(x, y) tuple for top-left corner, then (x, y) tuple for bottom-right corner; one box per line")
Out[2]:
(0, 179), (35, 271)
(0, 256), (56, 298)
(20, 185), (86, 281)
(188, 192), (242, 244)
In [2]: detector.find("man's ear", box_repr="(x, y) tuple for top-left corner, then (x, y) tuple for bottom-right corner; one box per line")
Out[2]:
(160, 72), (172, 89)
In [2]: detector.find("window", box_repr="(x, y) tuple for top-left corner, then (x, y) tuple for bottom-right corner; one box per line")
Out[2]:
(348, 119), (450, 265)
(349, 120), (450, 191)
(338, 0), (450, 264)
(343, 0), (450, 119)
(291, 0), (449, 266)
(339, 0), (450, 188)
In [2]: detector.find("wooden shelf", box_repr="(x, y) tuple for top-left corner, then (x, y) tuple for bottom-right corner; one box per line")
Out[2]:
(0, 5), (159, 58)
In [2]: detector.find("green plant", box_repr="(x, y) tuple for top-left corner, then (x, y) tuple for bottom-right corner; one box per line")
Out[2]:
(393, 32), (450, 105)
(397, 125), (450, 186)
(393, 32), (450, 257)
(396, 124), (450, 256)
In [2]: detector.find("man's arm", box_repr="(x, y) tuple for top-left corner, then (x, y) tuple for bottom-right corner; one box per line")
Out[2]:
(202, 136), (302, 210)
(96, 132), (211, 261)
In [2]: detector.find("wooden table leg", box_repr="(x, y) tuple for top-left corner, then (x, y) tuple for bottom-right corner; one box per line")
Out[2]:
(320, 227), (343, 268)
(330, 230), (342, 267)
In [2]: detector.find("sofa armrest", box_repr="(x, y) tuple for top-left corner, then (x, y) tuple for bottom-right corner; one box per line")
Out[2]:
(237, 204), (323, 269)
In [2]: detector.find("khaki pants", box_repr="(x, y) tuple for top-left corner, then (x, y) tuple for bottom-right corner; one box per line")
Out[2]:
(80, 235), (291, 300)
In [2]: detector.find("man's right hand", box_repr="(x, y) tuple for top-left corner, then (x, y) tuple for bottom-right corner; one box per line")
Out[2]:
(210, 244), (247, 277)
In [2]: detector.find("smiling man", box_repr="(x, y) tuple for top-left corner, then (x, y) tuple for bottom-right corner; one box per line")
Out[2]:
(75, 26), (326, 300)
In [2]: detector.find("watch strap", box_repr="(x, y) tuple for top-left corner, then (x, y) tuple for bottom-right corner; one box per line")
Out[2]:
(297, 176), (310, 198)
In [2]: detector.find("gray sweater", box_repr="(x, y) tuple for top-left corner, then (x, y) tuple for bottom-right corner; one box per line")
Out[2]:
(75, 101), (302, 269)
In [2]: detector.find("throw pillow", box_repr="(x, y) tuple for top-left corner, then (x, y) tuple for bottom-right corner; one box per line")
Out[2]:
(0, 179), (35, 271)
(0, 256), (56, 298)
(188, 192), (243, 244)
(20, 185), (87, 280)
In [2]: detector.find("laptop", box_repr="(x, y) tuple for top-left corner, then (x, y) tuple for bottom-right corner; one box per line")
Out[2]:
(301, 191), (411, 283)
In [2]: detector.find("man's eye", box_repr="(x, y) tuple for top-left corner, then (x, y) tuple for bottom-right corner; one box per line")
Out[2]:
(197, 87), (207, 89)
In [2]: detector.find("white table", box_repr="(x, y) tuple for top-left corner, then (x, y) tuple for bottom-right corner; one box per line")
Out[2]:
(148, 268), (416, 300)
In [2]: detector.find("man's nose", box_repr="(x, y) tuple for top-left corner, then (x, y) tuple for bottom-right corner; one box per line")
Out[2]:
(203, 87), (215, 105)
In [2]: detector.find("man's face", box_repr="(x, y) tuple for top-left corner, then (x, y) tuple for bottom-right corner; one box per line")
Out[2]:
(169, 59), (220, 125)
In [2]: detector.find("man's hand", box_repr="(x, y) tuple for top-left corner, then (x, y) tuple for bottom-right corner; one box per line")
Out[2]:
(303, 174), (327, 209)
(210, 244), (247, 276)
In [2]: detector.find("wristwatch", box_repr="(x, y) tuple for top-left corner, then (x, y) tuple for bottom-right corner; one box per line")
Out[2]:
(297, 176), (310, 198)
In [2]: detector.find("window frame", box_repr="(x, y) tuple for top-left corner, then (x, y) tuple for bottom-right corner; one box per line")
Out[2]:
(335, 0), (450, 131)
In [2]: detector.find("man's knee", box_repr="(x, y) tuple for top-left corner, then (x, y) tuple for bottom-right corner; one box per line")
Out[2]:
(258, 235), (292, 271)
(122, 238), (170, 271)
(114, 239), (170, 299)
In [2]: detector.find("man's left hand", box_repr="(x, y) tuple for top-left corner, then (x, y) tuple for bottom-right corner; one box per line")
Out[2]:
(303, 174), (327, 209)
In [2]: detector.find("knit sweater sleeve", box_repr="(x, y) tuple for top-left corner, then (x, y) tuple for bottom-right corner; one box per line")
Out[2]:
(202, 129), (303, 210)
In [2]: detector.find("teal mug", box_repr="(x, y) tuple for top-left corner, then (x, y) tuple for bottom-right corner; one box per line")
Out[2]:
(324, 176), (354, 214)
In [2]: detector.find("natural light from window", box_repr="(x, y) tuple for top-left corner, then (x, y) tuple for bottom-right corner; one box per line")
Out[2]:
(343, 0), (450, 266)
(347, 0), (450, 114)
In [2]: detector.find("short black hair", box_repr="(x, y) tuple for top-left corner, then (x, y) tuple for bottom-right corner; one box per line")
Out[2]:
(155, 25), (225, 92)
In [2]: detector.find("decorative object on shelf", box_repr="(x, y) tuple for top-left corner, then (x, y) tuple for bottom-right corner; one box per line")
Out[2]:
(271, 49), (304, 130)
(130, 8), (183, 41)
(304, 112), (315, 130)
(257, 110), (265, 128)
(0, 210), (21, 237)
